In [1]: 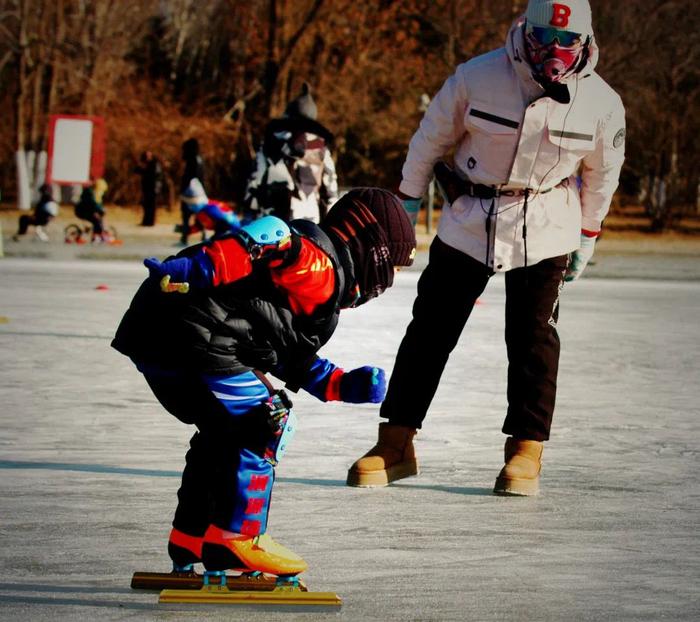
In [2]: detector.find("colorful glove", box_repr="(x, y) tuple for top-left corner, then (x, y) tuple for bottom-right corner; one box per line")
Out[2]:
(565, 233), (597, 282)
(144, 254), (213, 293)
(144, 257), (190, 293)
(402, 198), (422, 227)
(339, 366), (387, 404)
(300, 358), (386, 404)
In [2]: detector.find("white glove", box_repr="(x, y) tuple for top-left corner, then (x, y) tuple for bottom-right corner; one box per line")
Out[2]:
(565, 234), (597, 282)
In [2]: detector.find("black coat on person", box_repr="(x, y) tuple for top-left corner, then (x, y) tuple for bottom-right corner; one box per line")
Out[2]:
(180, 139), (205, 192)
(111, 221), (356, 389)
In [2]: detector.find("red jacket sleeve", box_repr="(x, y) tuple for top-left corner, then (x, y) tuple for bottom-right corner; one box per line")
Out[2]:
(203, 235), (335, 315)
(204, 237), (253, 286)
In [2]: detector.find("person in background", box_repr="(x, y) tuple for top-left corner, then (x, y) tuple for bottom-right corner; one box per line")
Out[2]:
(347, 0), (625, 496)
(179, 138), (206, 245)
(135, 150), (163, 226)
(13, 183), (59, 242)
(244, 83), (338, 223)
(180, 178), (240, 239)
(75, 178), (110, 243)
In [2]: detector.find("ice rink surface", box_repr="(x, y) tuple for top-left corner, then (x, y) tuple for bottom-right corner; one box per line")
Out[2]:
(0, 256), (699, 621)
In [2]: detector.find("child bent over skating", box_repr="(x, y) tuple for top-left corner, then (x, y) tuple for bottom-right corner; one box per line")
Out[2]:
(112, 188), (416, 577)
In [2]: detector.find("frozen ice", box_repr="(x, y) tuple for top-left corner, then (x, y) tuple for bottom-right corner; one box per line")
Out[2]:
(0, 256), (698, 621)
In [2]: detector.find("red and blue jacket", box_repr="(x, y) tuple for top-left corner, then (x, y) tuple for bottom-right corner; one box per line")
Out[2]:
(112, 219), (358, 400)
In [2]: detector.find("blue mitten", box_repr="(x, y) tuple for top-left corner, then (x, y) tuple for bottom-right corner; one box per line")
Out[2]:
(144, 257), (191, 281)
(298, 359), (387, 403)
(339, 366), (387, 404)
(144, 257), (192, 293)
(145, 253), (215, 292)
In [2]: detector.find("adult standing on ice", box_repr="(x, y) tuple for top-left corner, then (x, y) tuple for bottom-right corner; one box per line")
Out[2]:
(347, 0), (625, 495)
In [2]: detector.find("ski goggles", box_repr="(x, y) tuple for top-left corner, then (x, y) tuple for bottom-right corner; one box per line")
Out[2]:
(526, 24), (583, 48)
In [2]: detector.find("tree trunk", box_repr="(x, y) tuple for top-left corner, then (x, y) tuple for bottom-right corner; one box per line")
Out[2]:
(47, 0), (64, 114)
(15, 0), (29, 151)
(263, 0), (280, 118)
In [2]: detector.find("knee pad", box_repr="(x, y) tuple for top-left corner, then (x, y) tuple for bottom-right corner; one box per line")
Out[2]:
(235, 390), (295, 466)
(261, 390), (297, 466)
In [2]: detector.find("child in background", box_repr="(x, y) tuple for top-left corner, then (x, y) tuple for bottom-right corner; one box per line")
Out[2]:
(13, 184), (59, 242)
(180, 178), (240, 239)
(112, 188), (416, 578)
(179, 138), (206, 245)
(75, 178), (110, 243)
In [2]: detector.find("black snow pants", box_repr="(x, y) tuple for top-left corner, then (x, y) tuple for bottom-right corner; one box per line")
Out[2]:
(380, 237), (568, 442)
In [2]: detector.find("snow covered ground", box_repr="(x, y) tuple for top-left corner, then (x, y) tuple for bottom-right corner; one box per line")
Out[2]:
(0, 256), (698, 621)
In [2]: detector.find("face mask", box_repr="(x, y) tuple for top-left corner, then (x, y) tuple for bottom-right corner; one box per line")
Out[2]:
(525, 24), (584, 83)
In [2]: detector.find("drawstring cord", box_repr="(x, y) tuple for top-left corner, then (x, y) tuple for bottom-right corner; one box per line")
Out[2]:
(484, 199), (496, 271)
(483, 189), (532, 277)
(522, 189), (529, 270)
(522, 189), (530, 288)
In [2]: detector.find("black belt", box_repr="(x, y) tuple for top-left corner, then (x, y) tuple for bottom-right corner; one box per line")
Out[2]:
(463, 182), (554, 199)
(434, 160), (563, 203)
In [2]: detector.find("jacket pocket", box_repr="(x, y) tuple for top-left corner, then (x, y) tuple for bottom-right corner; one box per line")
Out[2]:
(547, 123), (596, 155)
(462, 104), (520, 180)
(465, 104), (521, 135)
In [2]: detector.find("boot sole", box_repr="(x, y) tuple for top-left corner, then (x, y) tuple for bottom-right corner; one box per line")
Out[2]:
(202, 541), (307, 576)
(201, 542), (248, 572)
(346, 461), (419, 488)
(493, 476), (539, 496)
(168, 542), (201, 568)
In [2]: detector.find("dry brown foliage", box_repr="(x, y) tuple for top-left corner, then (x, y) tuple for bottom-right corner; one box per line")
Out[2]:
(0, 0), (698, 225)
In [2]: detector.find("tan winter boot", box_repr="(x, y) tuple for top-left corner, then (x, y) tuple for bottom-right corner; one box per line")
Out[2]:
(346, 423), (418, 487)
(493, 437), (543, 496)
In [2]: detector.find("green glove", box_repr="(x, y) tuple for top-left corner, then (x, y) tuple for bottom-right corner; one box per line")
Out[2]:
(402, 198), (422, 227)
(565, 234), (597, 282)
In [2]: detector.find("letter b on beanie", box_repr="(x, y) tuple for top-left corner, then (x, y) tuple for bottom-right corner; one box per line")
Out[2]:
(526, 0), (593, 37)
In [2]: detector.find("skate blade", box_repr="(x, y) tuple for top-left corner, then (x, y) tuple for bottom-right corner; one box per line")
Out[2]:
(159, 584), (341, 606)
(131, 571), (303, 592)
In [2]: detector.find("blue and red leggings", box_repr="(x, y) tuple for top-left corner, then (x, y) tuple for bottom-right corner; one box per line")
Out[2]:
(144, 370), (276, 538)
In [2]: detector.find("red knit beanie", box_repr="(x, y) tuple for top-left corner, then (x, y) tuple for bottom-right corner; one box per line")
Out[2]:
(323, 188), (416, 267)
(321, 188), (417, 305)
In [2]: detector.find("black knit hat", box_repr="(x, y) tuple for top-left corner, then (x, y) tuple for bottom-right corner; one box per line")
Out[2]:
(321, 188), (417, 305)
(284, 82), (318, 121)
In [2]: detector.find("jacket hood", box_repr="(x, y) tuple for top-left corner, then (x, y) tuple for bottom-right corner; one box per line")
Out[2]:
(505, 15), (599, 87)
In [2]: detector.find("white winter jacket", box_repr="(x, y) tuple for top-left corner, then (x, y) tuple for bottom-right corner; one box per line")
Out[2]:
(246, 136), (338, 223)
(400, 18), (626, 272)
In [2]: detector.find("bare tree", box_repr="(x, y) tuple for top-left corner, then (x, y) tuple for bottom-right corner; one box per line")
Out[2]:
(1, 0), (698, 218)
(594, 0), (700, 228)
